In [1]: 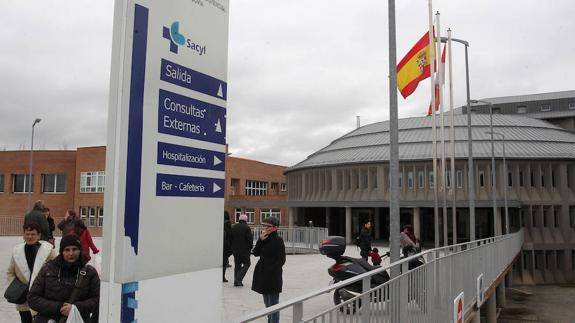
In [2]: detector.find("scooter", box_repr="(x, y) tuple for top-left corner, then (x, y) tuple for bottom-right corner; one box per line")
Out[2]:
(319, 236), (390, 313)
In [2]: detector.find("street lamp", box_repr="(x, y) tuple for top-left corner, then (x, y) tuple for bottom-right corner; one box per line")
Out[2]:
(27, 118), (41, 211)
(471, 99), (498, 236)
(486, 131), (509, 234)
(440, 36), (476, 242)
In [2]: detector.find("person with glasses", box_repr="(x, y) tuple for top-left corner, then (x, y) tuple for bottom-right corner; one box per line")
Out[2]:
(251, 217), (286, 323)
(28, 234), (100, 323)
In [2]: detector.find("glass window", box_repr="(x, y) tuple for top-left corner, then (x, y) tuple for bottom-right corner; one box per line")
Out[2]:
(530, 171), (535, 187)
(507, 172), (513, 187)
(234, 208), (242, 222)
(245, 180), (268, 196)
(362, 172), (368, 189)
(418, 171), (424, 189)
(540, 104), (551, 112)
(519, 171), (524, 187)
(456, 170), (463, 188)
(13, 174), (33, 193)
(97, 207), (104, 227)
(80, 171), (105, 193)
(517, 105), (527, 114)
(88, 207), (96, 227)
(479, 171), (485, 188)
(260, 208), (281, 224)
(245, 208), (255, 224)
(429, 172), (434, 189)
(79, 207), (87, 224)
(446, 170), (451, 188)
(569, 102), (575, 110)
(407, 171), (414, 190)
(42, 174), (67, 193)
(280, 183), (287, 192)
(551, 170), (556, 188)
(0, 175), (4, 193)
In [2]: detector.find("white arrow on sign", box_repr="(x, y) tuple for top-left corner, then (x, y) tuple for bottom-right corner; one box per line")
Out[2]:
(213, 182), (221, 193)
(217, 84), (223, 97)
(213, 155), (222, 166)
(215, 119), (222, 133)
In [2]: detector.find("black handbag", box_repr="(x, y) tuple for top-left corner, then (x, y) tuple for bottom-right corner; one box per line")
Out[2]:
(4, 277), (28, 304)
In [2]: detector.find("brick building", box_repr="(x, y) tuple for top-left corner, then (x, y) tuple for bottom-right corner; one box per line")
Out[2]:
(0, 146), (288, 235)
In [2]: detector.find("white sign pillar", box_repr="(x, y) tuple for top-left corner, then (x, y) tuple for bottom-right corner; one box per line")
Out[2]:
(100, 1), (229, 322)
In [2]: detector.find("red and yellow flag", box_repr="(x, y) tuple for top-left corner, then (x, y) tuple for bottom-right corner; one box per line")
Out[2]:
(397, 30), (434, 99)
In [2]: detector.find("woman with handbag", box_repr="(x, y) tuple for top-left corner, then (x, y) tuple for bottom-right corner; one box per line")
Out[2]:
(6, 223), (56, 323)
(28, 234), (100, 323)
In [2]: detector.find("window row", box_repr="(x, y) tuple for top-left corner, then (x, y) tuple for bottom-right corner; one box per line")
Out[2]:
(234, 208), (282, 225)
(0, 171), (106, 194)
(230, 179), (287, 196)
(79, 206), (104, 227)
(522, 250), (575, 272)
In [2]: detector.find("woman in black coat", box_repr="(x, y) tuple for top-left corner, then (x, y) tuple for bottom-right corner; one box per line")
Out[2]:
(251, 217), (285, 323)
(28, 234), (100, 323)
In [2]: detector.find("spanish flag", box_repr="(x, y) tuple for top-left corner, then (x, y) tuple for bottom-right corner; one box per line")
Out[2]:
(397, 30), (434, 99)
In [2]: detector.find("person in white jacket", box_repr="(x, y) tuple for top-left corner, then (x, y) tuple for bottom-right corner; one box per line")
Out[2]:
(7, 223), (56, 323)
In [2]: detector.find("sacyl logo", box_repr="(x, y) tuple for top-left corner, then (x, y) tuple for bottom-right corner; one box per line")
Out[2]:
(162, 21), (206, 56)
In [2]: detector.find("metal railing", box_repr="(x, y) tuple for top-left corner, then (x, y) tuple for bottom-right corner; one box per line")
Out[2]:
(0, 216), (24, 236)
(249, 225), (328, 254)
(238, 229), (523, 323)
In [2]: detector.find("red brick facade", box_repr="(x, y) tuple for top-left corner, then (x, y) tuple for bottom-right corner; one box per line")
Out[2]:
(0, 147), (288, 235)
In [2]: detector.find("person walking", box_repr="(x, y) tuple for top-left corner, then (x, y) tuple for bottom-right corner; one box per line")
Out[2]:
(28, 234), (100, 323)
(251, 216), (286, 323)
(57, 210), (84, 236)
(358, 221), (373, 260)
(43, 207), (56, 246)
(222, 211), (232, 282)
(24, 200), (50, 241)
(230, 214), (253, 286)
(6, 223), (57, 323)
(78, 226), (99, 261)
(400, 224), (419, 256)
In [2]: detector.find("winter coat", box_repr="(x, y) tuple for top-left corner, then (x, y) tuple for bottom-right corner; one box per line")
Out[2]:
(6, 241), (56, 312)
(28, 257), (100, 323)
(230, 221), (253, 257)
(223, 220), (232, 258)
(359, 228), (372, 253)
(79, 229), (99, 260)
(24, 208), (50, 241)
(57, 218), (85, 236)
(251, 231), (286, 294)
(47, 216), (55, 240)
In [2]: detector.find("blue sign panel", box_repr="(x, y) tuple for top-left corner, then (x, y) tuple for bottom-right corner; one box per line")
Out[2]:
(160, 58), (227, 100)
(158, 89), (226, 144)
(156, 173), (224, 198)
(157, 141), (225, 171)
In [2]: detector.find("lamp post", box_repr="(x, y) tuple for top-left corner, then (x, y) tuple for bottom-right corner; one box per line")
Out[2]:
(471, 99), (498, 236)
(27, 118), (41, 211)
(440, 36), (475, 242)
(486, 131), (509, 234)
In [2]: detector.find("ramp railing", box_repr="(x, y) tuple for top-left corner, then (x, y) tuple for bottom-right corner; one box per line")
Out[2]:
(249, 225), (329, 254)
(238, 229), (523, 323)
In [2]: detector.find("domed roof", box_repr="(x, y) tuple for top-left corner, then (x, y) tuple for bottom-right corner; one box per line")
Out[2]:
(287, 114), (575, 172)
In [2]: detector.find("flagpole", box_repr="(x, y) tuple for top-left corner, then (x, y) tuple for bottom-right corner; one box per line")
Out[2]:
(436, 11), (448, 246)
(428, 0), (439, 248)
(448, 29), (457, 245)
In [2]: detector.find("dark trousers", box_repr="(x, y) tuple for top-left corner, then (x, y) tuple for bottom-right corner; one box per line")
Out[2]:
(19, 311), (33, 323)
(233, 253), (250, 284)
(262, 293), (280, 323)
(360, 248), (369, 260)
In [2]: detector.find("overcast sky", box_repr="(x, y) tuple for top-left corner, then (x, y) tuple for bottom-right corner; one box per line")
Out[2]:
(1, 0), (573, 167)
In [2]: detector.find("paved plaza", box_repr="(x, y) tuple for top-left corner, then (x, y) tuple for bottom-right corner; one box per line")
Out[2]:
(0, 236), (390, 323)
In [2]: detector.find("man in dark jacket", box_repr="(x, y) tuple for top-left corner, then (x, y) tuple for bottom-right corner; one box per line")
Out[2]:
(359, 221), (372, 260)
(252, 216), (285, 323)
(24, 200), (50, 241)
(223, 211), (232, 282)
(230, 214), (253, 286)
(28, 234), (100, 323)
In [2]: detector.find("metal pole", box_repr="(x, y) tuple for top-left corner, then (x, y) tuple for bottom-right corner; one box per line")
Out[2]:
(503, 136), (508, 233)
(436, 12), (448, 246)
(489, 103), (497, 236)
(464, 45), (475, 241)
(447, 29), (457, 245)
(387, 0), (400, 272)
(27, 118), (41, 212)
(428, 1), (439, 248)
